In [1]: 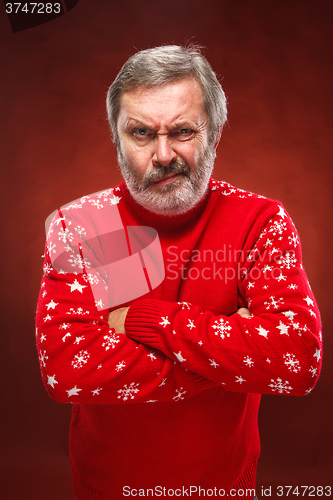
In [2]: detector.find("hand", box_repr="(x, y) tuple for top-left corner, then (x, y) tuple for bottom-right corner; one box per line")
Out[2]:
(107, 306), (130, 334)
(235, 307), (252, 318)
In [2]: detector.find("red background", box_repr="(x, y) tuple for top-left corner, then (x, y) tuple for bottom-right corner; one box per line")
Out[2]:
(0, 1), (332, 499)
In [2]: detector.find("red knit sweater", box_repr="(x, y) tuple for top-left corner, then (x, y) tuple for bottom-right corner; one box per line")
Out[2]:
(36, 179), (322, 500)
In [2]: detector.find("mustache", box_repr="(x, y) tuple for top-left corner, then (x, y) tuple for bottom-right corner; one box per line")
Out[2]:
(143, 161), (191, 185)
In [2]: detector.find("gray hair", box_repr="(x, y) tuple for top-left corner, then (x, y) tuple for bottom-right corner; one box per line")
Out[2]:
(106, 45), (227, 147)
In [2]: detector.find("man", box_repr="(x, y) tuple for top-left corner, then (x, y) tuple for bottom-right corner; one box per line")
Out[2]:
(36, 46), (322, 500)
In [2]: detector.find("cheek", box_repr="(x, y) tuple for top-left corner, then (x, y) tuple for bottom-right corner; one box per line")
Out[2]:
(176, 143), (203, 166)
(123, 145), (152, 173)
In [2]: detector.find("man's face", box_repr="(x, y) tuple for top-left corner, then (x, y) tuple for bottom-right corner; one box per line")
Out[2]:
(116, 78), (216, 216)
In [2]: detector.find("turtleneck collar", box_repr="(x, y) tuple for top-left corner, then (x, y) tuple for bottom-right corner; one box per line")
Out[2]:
(119, 180), (213, 231)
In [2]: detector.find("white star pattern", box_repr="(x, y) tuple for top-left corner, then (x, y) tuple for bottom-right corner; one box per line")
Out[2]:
(304, 296), (315, 307)
(283, 310), (297, 321)
(159, 316), (170, 328)
(313, 349), (321, 362)
(277, 206), (286, 219)
(74, 336), (85, 344)
(67, 279), (87, 293)
(256, 326), (269, 338)
(264, 238), (273, 248)
(276, 321), (290, 335)
(35, 185), (322, 408)
(275, 273), (287, 282)
(47, 375), (58, 388)
(174, 351), (186, 363)
(67, 386), (82, 397)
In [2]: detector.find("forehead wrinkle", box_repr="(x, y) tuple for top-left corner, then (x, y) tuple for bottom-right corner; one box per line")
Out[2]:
(119, 79), (207, 132)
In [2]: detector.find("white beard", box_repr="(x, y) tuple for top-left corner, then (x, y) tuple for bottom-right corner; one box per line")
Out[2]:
(117, 146), (216, 216)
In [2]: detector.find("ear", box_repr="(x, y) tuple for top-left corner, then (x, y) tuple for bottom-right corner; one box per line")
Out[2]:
(214, 127), (223, 149)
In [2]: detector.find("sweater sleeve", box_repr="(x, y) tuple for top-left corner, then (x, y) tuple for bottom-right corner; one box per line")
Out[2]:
(125, 206), (322, 396)
(36, 207), (215, 405)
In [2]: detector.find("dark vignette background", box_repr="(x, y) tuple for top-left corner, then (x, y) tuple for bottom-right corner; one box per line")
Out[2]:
(0, 1), (332, 499)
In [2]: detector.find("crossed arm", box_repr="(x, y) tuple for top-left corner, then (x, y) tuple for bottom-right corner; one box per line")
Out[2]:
(107, 307), (251, 332)
(36, 207), (322, 404)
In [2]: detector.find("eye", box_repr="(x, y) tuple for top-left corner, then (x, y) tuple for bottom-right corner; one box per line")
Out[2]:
(173, 128), (195, 141)
(135, 128), (149, 136)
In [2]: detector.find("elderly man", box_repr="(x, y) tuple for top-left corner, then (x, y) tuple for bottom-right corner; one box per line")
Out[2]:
(36, 46), (322, 500)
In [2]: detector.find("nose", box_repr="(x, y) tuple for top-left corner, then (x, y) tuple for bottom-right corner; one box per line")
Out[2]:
(152, 135), (177, 167)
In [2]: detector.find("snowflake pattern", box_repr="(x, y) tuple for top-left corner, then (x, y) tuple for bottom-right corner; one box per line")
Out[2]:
(264, 295), (284, 310)
(102, 331), (120, 351)
(159, 316), (170, 327)
(277, 251), (297, 269)
(268, 220), (287, 237)
(117, 382), (139, 401)
(68, 253), (91, 270)
(209, 359), (219, 368)
(74, 225), (86, 237)
(268, 378), (293, 394)
(178, 301), (191, 309)
(187, 319), (196, 330)
(66, 307), (90, 315)
(283, 353), (301, 373)
(36, 183), (322, 405)
(72, 350), (90, 369)
(243, 356), (254, 367)
(39, 350), (48, 367)
(212, 318), (232, 339)
(288, 232), (299, 248)
(115, 361), (126, 372)
(58, 228), (74, 244)
(173, 388), (187, 401)
(83, 273), (100, 285)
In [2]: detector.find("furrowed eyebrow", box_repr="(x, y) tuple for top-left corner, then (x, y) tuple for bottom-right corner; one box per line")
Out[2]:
(126, 119), (155, 130)
(173, 122), (194, 129)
